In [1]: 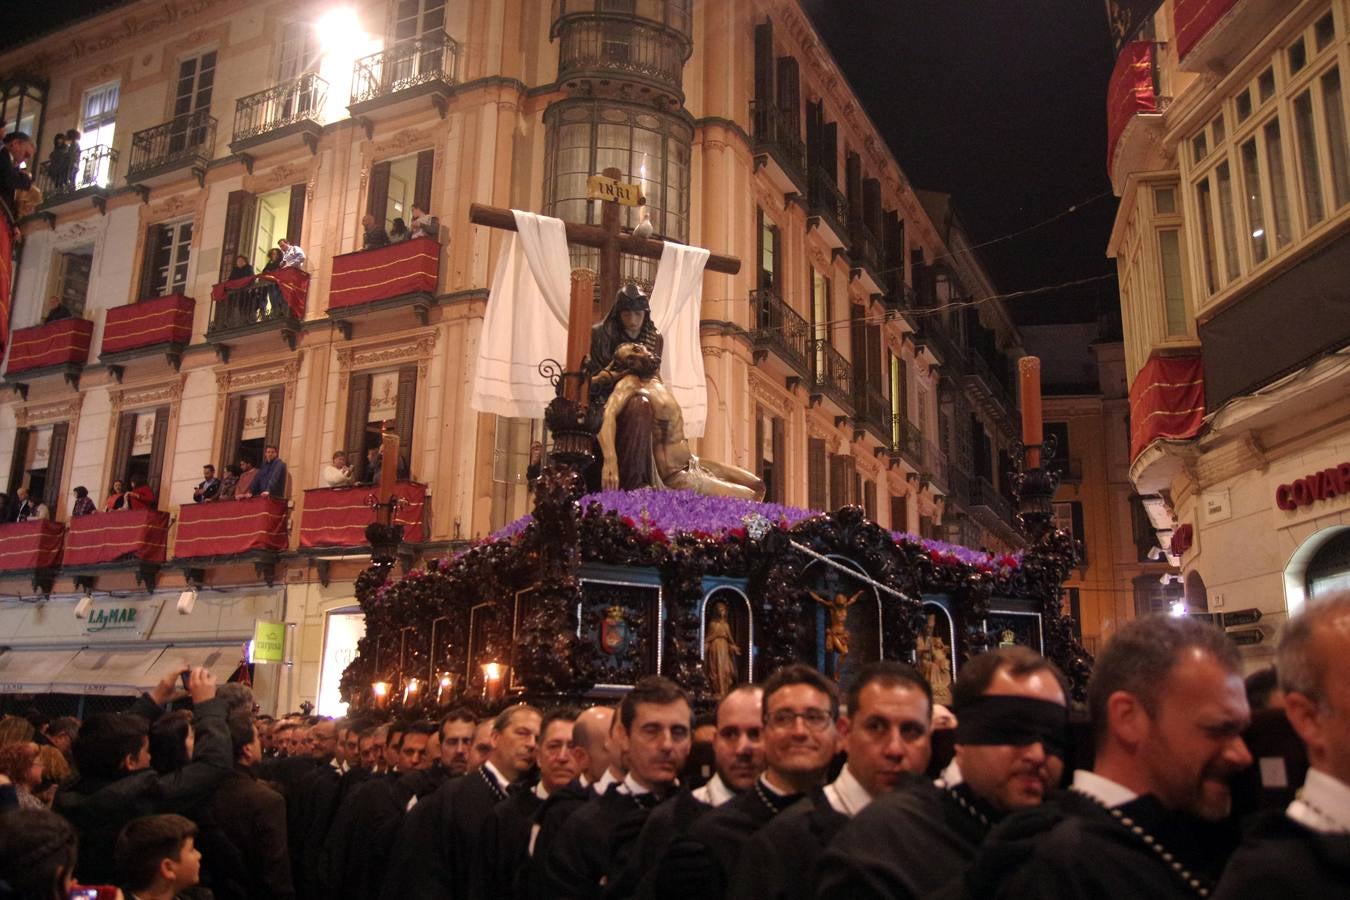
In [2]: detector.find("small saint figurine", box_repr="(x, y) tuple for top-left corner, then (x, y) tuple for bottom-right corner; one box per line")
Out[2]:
(917, 612), (954, 705)
(703, 601), (741, 697)
(810, 588), (864, 680)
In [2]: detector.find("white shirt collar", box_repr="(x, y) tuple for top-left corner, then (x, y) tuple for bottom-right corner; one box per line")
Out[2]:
(534, 781), (551, 800)
(824, 764), (874, 817)
(1071, 770), (1138, 809)
(937, 759), (964, 788)
(578, 772), (592, 789)
(619, 773), (659, 796)
(483, 760), (509, 791)
(1289, 768), (1350, 834)
(593, 767), (620, 795)
(692, 773), (736, 807)
(760, 773), (792, 796)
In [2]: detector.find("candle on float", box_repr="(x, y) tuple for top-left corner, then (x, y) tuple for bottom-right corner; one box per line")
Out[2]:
(379, 429), (400, 496)
(1019, 356), (1043, 470)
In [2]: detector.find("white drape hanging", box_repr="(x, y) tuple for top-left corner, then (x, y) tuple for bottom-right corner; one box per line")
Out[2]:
(649, 241), (711, 438)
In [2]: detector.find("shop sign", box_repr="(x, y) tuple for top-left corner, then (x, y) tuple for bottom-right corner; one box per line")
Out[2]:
(253, 621), (286, 663)
(85, 606), (141, 634)
(1275, 463), (1350, 511)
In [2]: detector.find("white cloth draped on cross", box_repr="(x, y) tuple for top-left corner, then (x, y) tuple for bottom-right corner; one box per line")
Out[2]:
(470, 209), (712, 437)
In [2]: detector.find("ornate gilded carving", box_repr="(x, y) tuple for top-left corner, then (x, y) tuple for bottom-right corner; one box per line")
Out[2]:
(216, 354), (304, 394)
(15, 396), (84, 428)
(110, 376), (186, 415)
(339, 331), (440, 374)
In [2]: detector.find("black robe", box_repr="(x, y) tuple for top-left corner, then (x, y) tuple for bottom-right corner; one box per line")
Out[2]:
(613, 789), (713, 899)
(648, 781), (804, 899)
(978, 791), (1238, 900)
(542, 784), (663, 899)
(379, 765), (508, 900)
(814, 775), (993, 900)
(730, 789), (847, 900)
(524, 776), (594, 900)
(476, 783), (544, 900)
(1213, 811), (1350, 899)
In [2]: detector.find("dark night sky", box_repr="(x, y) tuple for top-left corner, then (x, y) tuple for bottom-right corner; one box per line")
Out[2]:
(4, 0), (1119, 325)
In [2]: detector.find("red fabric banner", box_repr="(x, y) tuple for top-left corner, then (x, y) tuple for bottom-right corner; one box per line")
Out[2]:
(1106, 41), (1159, 172)
(175, 496), (288, 559)
(102, 294), (196, 355)
(0, 218), (12, 370)
(299, 481), (427, 549)
(0, 520), (65, 572)
(1129, 352), (1205, 462)
(210, 267), (311, 320)
(5, 318), (94, 376)
(328, 237), (440, 311)
(1174, 0), (1238, 61)
(64, 508), (170, 567)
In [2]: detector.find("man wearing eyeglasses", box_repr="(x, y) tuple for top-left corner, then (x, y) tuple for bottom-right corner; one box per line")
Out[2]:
(649, 664), (841, 898)
(815, 647), (1068, 899)
(543, 676), (693, 898)
(732, 661), (934, 900)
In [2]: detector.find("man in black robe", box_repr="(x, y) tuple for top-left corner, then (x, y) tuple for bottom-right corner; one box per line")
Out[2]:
(649, 665), (840, 899)
(734, 661), (935, 900)
(1216, 595), (1350, 898)
(479, 707), (580, 900)
(543, 677), (694, 898)
(979, 616), (1251, 899)
(816, 646), (1069, 899)
(614, 684), (765, 898)
(381, 704), (541, 900)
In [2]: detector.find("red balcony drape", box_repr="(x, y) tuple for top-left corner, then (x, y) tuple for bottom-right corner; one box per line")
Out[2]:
(299, 481), (427, 549)
(328, 237), (439, 311)
(0, 520), (64, 572)
(102, 294), (195, 355)
(175, 496), (289, 558)
(5, 318), (94, 375)
(1106, 41), (1159, 171)
(211, 267), (310, 320)
(1129, 352), (1205, 462)
(1174, 0), (1239, 62)
(64, 508), (170, 567)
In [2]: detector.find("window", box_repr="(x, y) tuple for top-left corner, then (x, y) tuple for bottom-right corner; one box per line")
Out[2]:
(1239, 139), (1268, 263)
(141, 221), (192, 298)
(811, 268), (830, 374)
(344, 367), (417, 483)
(277, 22), (317, 81)
(1264, 119), (1294, 247)
(490, 416), (544, 531)
(1195, 176), (1218, 294)
(367, 150), (433, 235)
(219, 185), (306, 281)
(1294, 89), (1326, 226)
(1258, 67), (1276, 103)
(1214, 161), (1240, 282)
(1157, 229), (1187, 334)
(394, 0), (446, 45)
(6, 424), (68, 516)
(1052, 501), (1085, 548)
(828, 454), (854, 508)
(1321, 68), (1350, 208)
(808, 438), (828, 511)
(1044, 422), (1071, 474)
(79, 82), (119, 186)
(51, 248), (93, 317)
(889, 351), (907, 447)
(219, 387), (284, 474)
(890, 495), (909, 534)
(1235, 88), (1253, 124)
(758, 209), (778, 293)
(111, 406), (170, 503)
(755, 411), (785, 504)
(253, 188), (293, 270)
(862, 479), (876, 522)
(1153, 187), (1175, 214)
(1289, 36), (1308, 75)
(1133, 574), (1183, 617)
(1315, 10), (1336, 52)
(168, 51), (216, 154)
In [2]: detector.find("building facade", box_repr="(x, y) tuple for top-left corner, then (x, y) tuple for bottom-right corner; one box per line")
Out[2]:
(0, 0), (1027, 713)
(1107, 0), (1350, 665)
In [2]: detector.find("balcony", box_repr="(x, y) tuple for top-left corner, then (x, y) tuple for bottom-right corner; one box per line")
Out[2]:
(889, 418), (924, 470)
(750, 101), (807, 197)
(807, 167), (849, 250)
(299, 482), (428, 551)
(174, 497), (288, 580)
(63, 507), (171, 590)
(749, 288), (810, 379)
(848, 222), (885, 295)
(882, 270), (917, 315)
(911, 318), (962, 372)
(36, 144), (118, 216)
(231, 73), (327, 158)
(963, 349), (1015, 419)
(808, 339), (854, 414)
(968, 475), (1018, 534)
(1175, 0), (1290, 74)
(206, 269), (308, 356)
(554, 10), (691, 107)
(552, 0), (693, 41)
(1106, 41), (1165, 190)
(852, 385), (890, 444)
(0, 520), (64, 592)
(3, 318), (93, 389)
(349, 32), (459, 125)
(923, 439), (950, 493)
(127, 109), (216, 190)
(327, 236), (440, 337)
(100, 294), (195, 371)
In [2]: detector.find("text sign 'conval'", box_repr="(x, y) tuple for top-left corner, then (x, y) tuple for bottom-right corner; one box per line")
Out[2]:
(586, 174), (645, 206)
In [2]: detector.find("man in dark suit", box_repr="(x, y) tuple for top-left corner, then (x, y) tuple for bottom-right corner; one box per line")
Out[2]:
(197, 712), (294, 900)
(247, 444), (288, 498)
(381, 705), (541, 900)
(193, 464), (221, 502)
(0, 131), (35, 217)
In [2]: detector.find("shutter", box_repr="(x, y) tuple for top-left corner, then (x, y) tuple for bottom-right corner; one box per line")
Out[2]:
(755, 207), (765, 291)
(850, 304), (867, 399)
(219, 190), (254, 281)
(821, 122), (837, 184)
(754, 413), (765, 479)
(145, 406), (170, 504)
(220, 394), (245, 472)
(770, 223), (782, 295)
(345, 373), (372, 479)
(753, 22), (774, 103)
(867, 321), (882, 387)
(776, 56), (800, 135)
(1071, 501), (1085, 545)
(808, 438), (827, 511)
(286, 182), (306, 245)
(366, 160), (391, 223)
(898, 356), (909, 423)
(394, 365), (418, 475)
(771, 417), (786, 504)
(7, 429), (29, 495)
(891, 495), (908, 533)
(413, 149), (435, 215)
(846, 152), (863, 225)
(111, 412), (137, 487)
(863, 480), (876, 522)
(42, 423), (68, 513)
(829, 454), (849, 508)
(138, 224), (161, 300)
(805, 101), (821, 170)
(265, 385), (285, 450)
(864, 178), (883, 236)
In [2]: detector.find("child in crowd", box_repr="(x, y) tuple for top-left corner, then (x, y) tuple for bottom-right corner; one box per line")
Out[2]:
(114, 814), (202, 900)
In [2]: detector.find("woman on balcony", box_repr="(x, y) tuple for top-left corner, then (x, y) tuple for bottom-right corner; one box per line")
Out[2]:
(389, 217), (409, 243)
(228, 255), (254, 280)
(71, 486), (95, 517)
(104, 479), (127, 511)
(124, 477), (155, 511)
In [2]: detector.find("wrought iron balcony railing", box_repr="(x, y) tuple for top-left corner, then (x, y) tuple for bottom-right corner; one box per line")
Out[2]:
(37, 144), (118, 203)
(551, 0), (693, 42)
(923, 438), (949, 490)
(750, 100), (806, 182)
(853, 386), (889, 439)
(750, 288), (810, 374)
(351, 32), (459, 107)
(556, 14), (689, 96)
(849, 220), (882, 274)
(207, 282), (298, 336)
(128, 110), (216, 178)
(889, 418), (924, 465)
(808, 167), (849, 234)
(234, 73), (328, 143)
(808, 338), (853, 410)
(969, 475), (1015, 524)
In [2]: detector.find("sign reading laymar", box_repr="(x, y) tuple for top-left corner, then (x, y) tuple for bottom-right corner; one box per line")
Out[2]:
(1275, 462), (1350, 511)
(253, 621), (286, 663)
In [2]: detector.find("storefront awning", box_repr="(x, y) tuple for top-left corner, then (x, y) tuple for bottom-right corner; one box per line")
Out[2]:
(47, 646), (169, 696)
(0, 647), (80, 694)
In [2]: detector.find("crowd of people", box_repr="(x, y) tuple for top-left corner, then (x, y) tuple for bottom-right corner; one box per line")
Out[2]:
(191, 447), (290, 504)
(2, 598), (1347, 899)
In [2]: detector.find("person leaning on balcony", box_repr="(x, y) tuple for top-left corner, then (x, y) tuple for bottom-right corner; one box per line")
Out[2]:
(43, 294), (73, 323)
(245, 445), (288, 499)
(63, 129), (81, 187)
(261, 247), (283, 274)
(389, 217), (409, 243)
(14, 487), (48, 522)
(362, 213), (390, 250)
(105, 478), (127, 511)
(228, 255), (254, 280)
(235, 457), (258, 498)
(278, 238), (306, 270)
(193, 464), (221, 503)
(323, 451), (354, 488)
(124, 477), (156, 511)
(409, 205), (438, 240)
(218, 463), (241, 501)
(71, 485), (96, 517)
(46, 133), (71, 189)
(0, 131), (36, 218)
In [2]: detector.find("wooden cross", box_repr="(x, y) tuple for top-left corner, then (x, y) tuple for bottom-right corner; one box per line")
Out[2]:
(469, 167), (741, 403)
